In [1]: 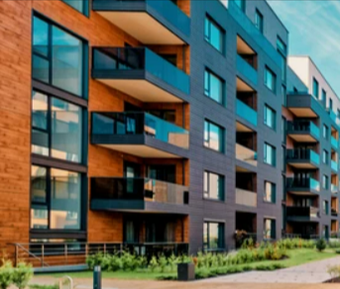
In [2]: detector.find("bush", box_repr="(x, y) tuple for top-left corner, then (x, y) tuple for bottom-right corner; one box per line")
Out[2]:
(329, 241), (340, 249)
(316, 238), (327, 252)
(0, 261), (13, 289)
(327, 265), (340, 281)
(12, 262), (33, 289)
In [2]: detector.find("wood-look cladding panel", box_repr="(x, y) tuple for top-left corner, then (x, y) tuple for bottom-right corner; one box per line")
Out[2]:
(0, 0), (32, 247)
(30, 1), (190, 243)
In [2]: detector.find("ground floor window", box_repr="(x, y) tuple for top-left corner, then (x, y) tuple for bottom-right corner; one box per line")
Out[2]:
(31, 165), (83, 230)
(263, 218), (276, 240)
(203, 221), (225, 251)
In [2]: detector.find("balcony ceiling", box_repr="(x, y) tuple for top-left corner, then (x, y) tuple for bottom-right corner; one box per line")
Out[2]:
(288, 134), (318, 143)
(288, 107), (317, 118)
(236, 121), (254, 132)
(97, 79), (184, 103)
(98, 144), (182, 158)
(97, 12), (185, 45)
(237, 36), (255, 55)
(237, 77), (254, 92)
(287, 162), (318, 169)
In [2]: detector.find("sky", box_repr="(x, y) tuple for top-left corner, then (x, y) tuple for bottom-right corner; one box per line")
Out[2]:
(268, 0), (340, 96)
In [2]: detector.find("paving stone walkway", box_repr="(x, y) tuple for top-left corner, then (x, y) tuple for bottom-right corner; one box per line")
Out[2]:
(198, 256), (340, 283)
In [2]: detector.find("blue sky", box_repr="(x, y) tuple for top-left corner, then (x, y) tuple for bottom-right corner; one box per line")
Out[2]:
(268, 0), (340, 95)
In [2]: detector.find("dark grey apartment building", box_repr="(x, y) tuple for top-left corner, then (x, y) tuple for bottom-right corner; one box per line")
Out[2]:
(0, 0), (340, 267)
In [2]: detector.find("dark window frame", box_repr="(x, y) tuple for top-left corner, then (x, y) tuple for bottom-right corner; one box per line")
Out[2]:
(264, 104), (276, 130)
(204, 119), (225, 153)
(204, 68), (226, 105)
(254, 9), (264, 33)
(203, 221), (225, 251)
(204, 15), (225, 54)
(61, 0), (90, 17)
(204, 171), (225, 201)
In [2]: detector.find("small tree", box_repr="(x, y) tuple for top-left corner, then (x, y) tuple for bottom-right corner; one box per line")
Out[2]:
(316, 238), (327, 252)
(12, 262), (33, 289)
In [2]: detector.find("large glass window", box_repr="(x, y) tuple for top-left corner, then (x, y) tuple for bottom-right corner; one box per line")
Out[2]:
(313, 78), (319, 99)
(62, 0), (89, 15)
(264, 104), (276, 130)
(204, 70), (225, 104)
(255, 9), (263, 33)
(33, 16), (85, 97)
(32, 90), (83, 163)
(264, 67), (276, 93)
(203, 222), (224, 251)
(263, 219), (276, 240)
(264, 181), (276, 203)
(264, 143), (276, 167)
(204, 120), (224, 152)
(31, 166), (82, 230)
(205, 16), (225, 53)
(204, 171), (224, 201)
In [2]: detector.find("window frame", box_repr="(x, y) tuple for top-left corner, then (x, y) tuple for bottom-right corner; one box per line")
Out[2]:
(323, 174), (329, 190)
(203, 221), (225, 252)
(264, 66), (276, 93)
(313, 78), (319, 99)
(204, 69), (226, 105)
(264, 104), (276, 130)
(254, 9), (264, 33)
(204, 171), (225, 201)
(233, 0), (245, 12)
(32, 13), (89, 99)
(61, 0), (89, 17)
(204, 15), (225, 54)
(204, 119), (225, 153)
(264, 181), (276, 204)
(264, 142), (276, 167)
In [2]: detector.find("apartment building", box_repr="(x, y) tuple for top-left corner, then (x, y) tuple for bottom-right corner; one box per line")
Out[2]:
(0, 0), (339, 265)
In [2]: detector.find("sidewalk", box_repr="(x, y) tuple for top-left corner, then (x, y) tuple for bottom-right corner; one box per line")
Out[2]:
(198, 256), (340, 284)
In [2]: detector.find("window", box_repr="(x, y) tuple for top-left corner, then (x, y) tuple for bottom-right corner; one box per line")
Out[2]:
(33, 16), (86, 97)
(282, 85), (287, 106)
(313, 78), (319, 98)
(264, 181), (276, 203)
(204, 171), (224, 201)
(233, 0), (245, 12)
(277, 37), (287, 82)
(254, 9), (263, 33)
(323, 175), (329, 190)
(204, 70), (225, 104)
(323, 150), (329, 165)
(264, 105), (276, 130)
(323, 124), (329, 140)
(204, 16), (225, 53)
(323, 200), (329, 215)
(281, 146), (286, 172)
(203, 222), (224, 251)
(263, 219), (276, 240)
(264, 67), (276, 93)
(282, 117), (287, 144)
(329, 98), (333, 110)
(204, 120), (224, 152)
(264, 143), (276, 166)
(31, 91), (83, 163)
(31, 165), (82, 230)
(62, 0), (88, 15)
(322, 89), (327, 107)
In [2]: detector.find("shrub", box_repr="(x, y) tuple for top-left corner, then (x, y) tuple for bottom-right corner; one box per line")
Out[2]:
(148, 256), (159, 272)
(316, 238), (327, 252)
(0, 261), (13, 289)
(327, 265), (340, 281)
(12, 262), (33, 289)
(329, 241), (340, 249)
(29, 285), (59, 289)
(335, 249), (340, 254)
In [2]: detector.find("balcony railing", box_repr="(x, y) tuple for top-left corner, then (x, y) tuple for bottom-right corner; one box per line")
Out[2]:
(236, 99), (257, 126)
(92, 112), (189, 149)
(287, 206), (320, 219)
(91, 177), (189, 206)
(332, 160), (338, 172)
(92, 47), (190, 95)
(236, 54), (257, 86)
(287, 177), (320, 192)
(331, 136), (338, 149)
(235, 188), (257, 207)
(331, 208), (338, 217)
(287, 120), (320, 139)
(286, 149), (319, 165)
(235, 143), (257, 166)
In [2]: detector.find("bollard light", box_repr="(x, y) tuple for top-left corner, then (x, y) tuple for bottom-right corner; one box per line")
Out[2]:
(93, 266), (102, 289)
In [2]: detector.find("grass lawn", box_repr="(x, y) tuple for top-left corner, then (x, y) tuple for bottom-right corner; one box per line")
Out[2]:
(37, 249), (339, 281)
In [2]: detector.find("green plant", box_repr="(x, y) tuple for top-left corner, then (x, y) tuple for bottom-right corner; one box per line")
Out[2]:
(12, 262), (33, 289)
(0, 261), (13, 289)
(327, 265), (340, 281)
(29, 285), (59, 289)
(329, 241), (340, 249)
(148, 256), (159, 272)
(316, 238), (327, 252)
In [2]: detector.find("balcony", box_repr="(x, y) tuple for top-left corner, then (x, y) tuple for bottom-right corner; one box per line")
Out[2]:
(235, 188), (257, 207)
(236, 54), (257, 87)
(235, 144), (257, 167)
(91, 177), (189, 214)
(92, 0), (190, 45)
(92, 47), (190, 103)
(331, 137), (338, 150)
(287, 121), (319, 143)
(286, 206), (319, 222)
(287, 177), (320, 195)
(91, 112), (189, 158)
(332, 208), (338, 217)
(286, 149), (319, 169)
(236, 99), (257, 127)
(332, 160), (338, 172)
